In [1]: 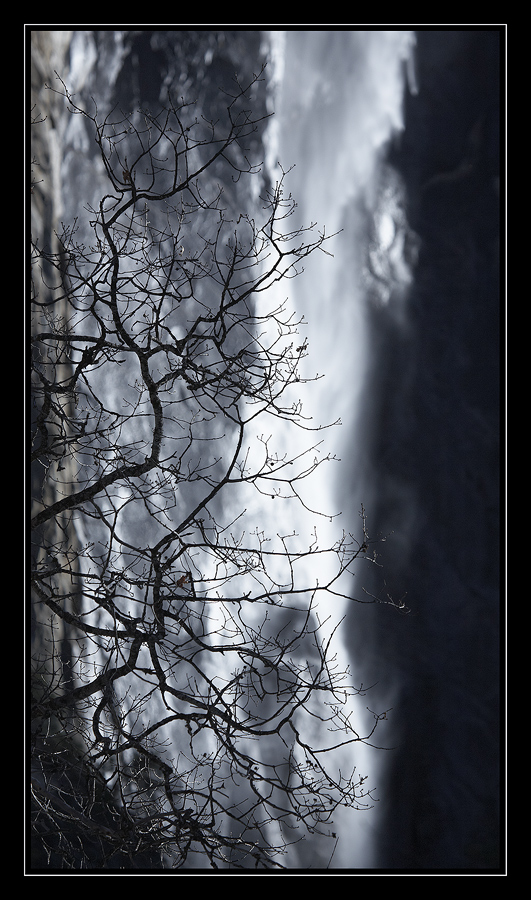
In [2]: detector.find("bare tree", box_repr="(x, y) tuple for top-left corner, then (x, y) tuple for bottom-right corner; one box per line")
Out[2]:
(29, 70), (404, 870)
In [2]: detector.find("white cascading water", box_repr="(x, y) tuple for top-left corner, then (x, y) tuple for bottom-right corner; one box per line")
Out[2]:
(45, 29), (418, 869)
(257, 30), (417, 867)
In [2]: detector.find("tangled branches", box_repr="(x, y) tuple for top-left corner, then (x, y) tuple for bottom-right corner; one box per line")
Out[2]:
(29, 68), (400, 870)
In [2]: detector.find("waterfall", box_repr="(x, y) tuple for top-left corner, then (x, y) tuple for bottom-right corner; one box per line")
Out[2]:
(260, 30), (417, 866)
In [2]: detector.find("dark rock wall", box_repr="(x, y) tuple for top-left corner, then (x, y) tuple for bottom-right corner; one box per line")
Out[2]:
(346, 29), (502, 870)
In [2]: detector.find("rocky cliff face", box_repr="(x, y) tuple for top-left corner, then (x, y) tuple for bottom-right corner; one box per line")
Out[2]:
(345, 29), (501, 869)
(30, 31), (84, 692)
(30, 32), (72, 243)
